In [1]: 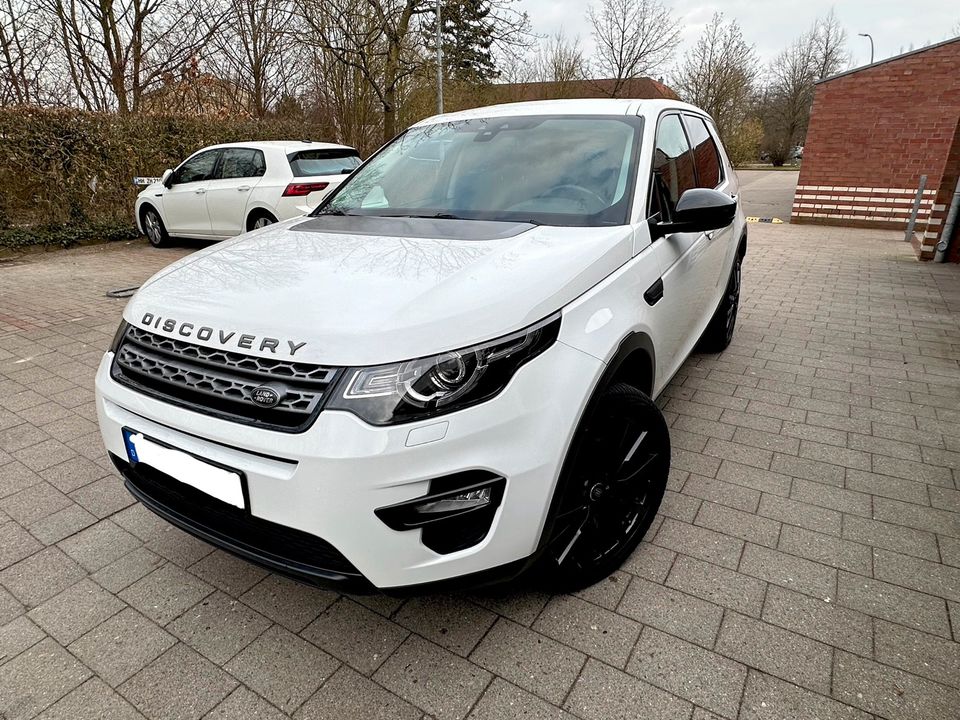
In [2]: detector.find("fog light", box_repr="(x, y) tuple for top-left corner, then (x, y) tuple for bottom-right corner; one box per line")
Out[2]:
(375, 474), (505, 531)
(414, 487), (491, 516)
(375, 474), (506, 554)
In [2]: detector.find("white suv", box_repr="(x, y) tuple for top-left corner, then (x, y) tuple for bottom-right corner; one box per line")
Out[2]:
(97, 100), (746, 593)
(136, 141), (360, 246)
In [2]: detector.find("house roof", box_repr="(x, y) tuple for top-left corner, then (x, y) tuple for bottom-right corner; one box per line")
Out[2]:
(817, 35), (960, 84)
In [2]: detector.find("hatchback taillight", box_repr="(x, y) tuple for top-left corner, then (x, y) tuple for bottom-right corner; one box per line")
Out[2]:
(282, 182), (329, 197)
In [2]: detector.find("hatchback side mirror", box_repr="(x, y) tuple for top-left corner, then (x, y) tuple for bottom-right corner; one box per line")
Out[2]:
(161, 168), (174, 188)
(651, 188), (736, 239)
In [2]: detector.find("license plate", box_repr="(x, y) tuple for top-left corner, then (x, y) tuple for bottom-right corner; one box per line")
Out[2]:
(122, 428), (245, 509)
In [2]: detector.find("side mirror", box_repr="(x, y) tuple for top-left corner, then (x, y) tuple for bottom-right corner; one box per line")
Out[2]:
(339, 167), (355, 175)
(651, 188), (736, 239)
(161, 168), (174, 188)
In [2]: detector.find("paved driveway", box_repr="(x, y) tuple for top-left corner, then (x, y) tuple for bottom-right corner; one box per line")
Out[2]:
(737, 170), (799, 222)
(1, 225), (959, 720)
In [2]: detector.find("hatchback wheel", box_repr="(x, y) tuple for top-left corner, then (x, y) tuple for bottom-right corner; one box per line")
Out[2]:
(250, 212), (277, 230)
(142, 207), (169, 248)
(539, 383), (669, 592)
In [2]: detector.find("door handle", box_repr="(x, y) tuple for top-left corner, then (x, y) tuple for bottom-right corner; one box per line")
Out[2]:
(194, 188), (206, 194)
(644, 278), (664, 306)
(237, 185), (251, 192)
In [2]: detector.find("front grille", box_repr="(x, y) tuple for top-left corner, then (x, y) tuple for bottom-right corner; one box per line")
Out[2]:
(114, 454), (368, 589)
(111, 326), (340, 432)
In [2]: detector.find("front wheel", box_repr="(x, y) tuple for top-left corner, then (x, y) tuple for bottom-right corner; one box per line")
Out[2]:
(537, 383), (670, 592)
(142, 207), (169, 248)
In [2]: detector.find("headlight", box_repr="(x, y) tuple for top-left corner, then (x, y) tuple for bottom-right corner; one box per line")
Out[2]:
(327, 314), (561, 425)
(109, 320), (129, 353)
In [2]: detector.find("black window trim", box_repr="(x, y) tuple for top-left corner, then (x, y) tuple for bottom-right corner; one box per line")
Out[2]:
(646, 110), (697, 222)
(680, 112), (725, 189)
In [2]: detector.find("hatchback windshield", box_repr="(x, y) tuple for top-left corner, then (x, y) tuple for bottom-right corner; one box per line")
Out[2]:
(317, 115), (643, 226)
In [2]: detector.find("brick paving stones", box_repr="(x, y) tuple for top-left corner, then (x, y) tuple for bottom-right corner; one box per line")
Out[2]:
(1, 224), (959, 718)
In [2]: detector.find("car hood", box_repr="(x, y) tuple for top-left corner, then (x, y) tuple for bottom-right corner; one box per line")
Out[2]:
(126, 215), (633, 366)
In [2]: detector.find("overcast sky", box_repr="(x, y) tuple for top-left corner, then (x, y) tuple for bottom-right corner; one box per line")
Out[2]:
(516, 0), (960, 77)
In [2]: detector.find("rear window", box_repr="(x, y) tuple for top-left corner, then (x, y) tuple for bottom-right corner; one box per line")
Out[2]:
(288, 149), (361, 177)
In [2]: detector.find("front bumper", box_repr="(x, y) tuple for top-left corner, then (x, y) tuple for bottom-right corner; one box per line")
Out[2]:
(95, 340), (603, 591)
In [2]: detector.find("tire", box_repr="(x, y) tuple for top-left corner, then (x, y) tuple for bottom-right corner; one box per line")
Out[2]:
(537, 383), (670, 592)
(141, 206), (170, 248)
(698, 252), (742, 353)
(248, 211), (278, 231)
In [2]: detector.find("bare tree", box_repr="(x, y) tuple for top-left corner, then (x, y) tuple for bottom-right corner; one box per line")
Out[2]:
(757, 11), (849, 165)
(810, 9), (849, 80)
(672, 13), (757, 140)
(207, 0), (305, 117)
(298, 0), (435, 142)
(533, 31), (586, 85)
(587, 0), (680, 96)
(0, 0), (54, 104)
(759, 40), (814, 165)
(37, 0), (226, 112)
(298, 0), (529, 142)
(303, 41), (383, 152)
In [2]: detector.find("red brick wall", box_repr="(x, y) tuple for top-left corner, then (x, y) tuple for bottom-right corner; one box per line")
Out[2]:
(792, 39), (960, 260)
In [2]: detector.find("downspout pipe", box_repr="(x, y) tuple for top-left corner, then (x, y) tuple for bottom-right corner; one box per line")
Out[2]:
(934, 175), (960, 262)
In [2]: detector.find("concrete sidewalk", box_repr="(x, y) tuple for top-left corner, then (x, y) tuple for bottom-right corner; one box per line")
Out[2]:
(0, 224), (958, 720)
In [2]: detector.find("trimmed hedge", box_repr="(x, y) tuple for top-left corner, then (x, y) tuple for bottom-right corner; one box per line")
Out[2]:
(0, 222), (140, 250)
(0, 107), (334, 248)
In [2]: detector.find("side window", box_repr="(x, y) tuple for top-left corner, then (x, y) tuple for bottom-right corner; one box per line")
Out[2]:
(174, 151), (219, 184)
(649, 114), (696, 219)
(684, 115), (723, 189)
(218, 148), (266, 179)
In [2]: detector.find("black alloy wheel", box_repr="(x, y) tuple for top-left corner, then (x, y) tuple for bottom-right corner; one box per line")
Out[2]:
(539, 383), (670, 592)
(698, 253), (742, 353)
(723, 254), (742, 345)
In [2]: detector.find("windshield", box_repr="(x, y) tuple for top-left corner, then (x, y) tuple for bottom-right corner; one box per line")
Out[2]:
(316, 115), (643, 227)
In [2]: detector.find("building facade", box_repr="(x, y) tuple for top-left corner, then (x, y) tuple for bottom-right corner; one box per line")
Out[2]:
(792, 38), (960, 261)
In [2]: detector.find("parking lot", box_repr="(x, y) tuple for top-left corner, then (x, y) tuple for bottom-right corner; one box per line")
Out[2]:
(1, 218), (959, 720)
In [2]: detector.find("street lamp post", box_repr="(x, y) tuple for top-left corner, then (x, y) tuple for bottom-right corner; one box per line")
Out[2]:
(436, 0), (443, 114)
(859, 33), (874, 64)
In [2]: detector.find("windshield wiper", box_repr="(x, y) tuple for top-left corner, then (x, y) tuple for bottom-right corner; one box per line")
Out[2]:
(316, 209), (358, 217)
(395, 212), (464, 220)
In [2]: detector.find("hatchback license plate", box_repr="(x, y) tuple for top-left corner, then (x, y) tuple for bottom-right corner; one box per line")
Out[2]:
(122, 428), (245, 509)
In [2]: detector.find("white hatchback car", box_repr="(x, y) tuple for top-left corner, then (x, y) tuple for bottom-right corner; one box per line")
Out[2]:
(99, 99), (745, 593)
(136, 141), (361, 246)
